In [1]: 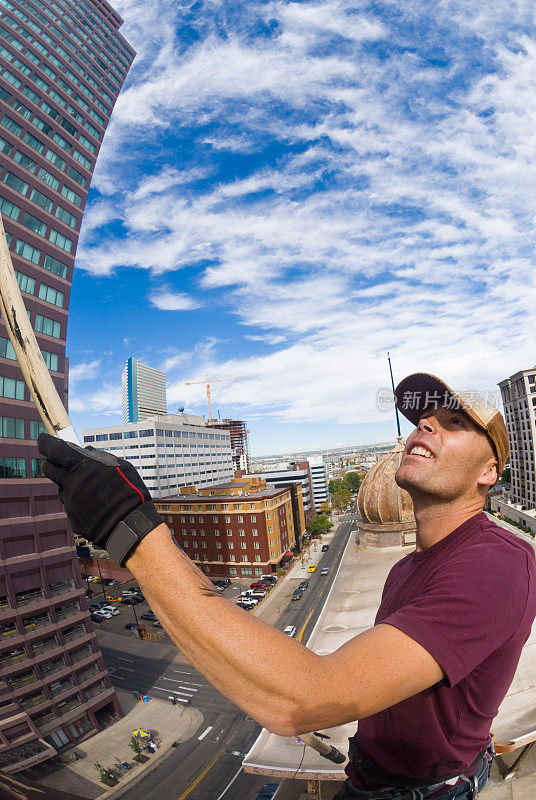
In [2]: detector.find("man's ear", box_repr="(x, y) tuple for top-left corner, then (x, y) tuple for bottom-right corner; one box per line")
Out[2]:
(477, 459), (498, 489)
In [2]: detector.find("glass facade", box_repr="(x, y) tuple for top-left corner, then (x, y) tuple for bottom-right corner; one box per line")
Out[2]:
(0, 0), (134, 772)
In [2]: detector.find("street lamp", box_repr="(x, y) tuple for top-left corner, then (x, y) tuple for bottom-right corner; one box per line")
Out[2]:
(131, 603), (143, 639)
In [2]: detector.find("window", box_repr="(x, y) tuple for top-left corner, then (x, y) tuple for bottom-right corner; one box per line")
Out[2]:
(73, 149), (90, 168)
(11, 100), (32, 119)
(49, 88), (65, 107)
(53, 132), (71, 153)
(0, 195), (20, 220)
(60, 117), (77, 136)
(29, 187), (55, 214)
(49, 229), (72, 252)
(23, 131), (45, 153)
(38, 283), (63, 307)
(1, 114), (22, 135)
(78, 133), (95, 153)
(41, 349), (58, 370)
(252, 528), (258, 535)
(22, 212), (47, 237)
(15, 270), (35, 294)
(0, 135), (12, 155)
(45, 149), (66, 170)
(253, 542), (259, 550)
(251, 515), (256, 522)
(14, 151), (37, 173)
(55, 205), (77, 228)
(67, 104), (83, 122)
(32, 115), (52, 135)
(241, 542), (247, 549)
(0, 457), (26, 477)
(0, 376), (25, 400)
(2, 69), (21, 88)
(35, 314), (61, 338)
(43, 254), (67, 279)
(67, 165), (86, 187)
(29, 419), (46, 439)
(0, 416), (24, 438)
(38, 168), (59, 190)
(3, 172), (29, 196)
(14, 239), (41, 264)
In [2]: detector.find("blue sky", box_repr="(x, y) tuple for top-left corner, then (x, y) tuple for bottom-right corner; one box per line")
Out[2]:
(67, 0), (536, 456)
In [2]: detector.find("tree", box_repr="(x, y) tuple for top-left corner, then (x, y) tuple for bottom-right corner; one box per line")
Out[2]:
(343, 471), (362, 494)
(501, 466), (511, 482)
(328, 479), (344, 495)
(319, 501), (332, 515)
(129, 736), (141, 755)
(309, 514), (333, 537)
(333, 487), (352, 510)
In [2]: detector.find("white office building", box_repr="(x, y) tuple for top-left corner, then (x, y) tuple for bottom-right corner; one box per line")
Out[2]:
(248, 465), (314, 518)
(307, 455), (329, 508)
(122, 357), (167, 424)
(83, 413), (234, 498)
(499, 368), (536, 509)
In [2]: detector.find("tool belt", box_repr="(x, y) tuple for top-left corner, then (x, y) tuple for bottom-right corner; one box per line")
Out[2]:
(346, 735), (494, 799)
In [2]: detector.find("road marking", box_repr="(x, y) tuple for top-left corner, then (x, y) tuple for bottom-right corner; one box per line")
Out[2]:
(118, 657), (134, 662)
(118, 667), (135, 672)
(215, 766), (243, 800)
(297, 608), (315, 642)
(153, 686), (194, 696)
(198, 725), (213, 740)
(160, 678), (198, 690)
(176, 747), (225, 800)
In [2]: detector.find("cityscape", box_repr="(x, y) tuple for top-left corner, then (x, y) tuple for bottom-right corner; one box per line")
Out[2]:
(1, 1), (536, 800)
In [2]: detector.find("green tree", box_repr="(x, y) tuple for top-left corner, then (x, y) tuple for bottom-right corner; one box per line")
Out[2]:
(319, 501), (332, 515)
(309, 514), (333, 536)
(129, 736), (141, 755)
(333, 487), (352, 510)
(501, 466), (511, 482)
(342, 472), (362, 493)
(328, 479), (343, 495)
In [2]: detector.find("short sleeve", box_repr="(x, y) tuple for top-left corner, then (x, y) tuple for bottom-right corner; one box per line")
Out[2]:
(381, 543), (534, 687)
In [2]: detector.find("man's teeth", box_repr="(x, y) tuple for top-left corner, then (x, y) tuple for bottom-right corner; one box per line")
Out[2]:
(409, 446), (433, 459)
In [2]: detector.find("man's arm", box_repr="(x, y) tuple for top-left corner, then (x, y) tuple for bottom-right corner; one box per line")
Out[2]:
(127, 524), (445, 736)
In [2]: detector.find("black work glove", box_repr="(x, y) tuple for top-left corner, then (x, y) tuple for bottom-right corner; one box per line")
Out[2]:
(38, 433), (164, 565)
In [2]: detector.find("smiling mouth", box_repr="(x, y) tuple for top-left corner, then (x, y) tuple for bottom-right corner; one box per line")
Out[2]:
(407, 446), (434, 459)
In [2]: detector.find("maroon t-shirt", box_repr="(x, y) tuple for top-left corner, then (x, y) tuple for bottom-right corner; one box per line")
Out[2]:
(346, 513), (536, 791)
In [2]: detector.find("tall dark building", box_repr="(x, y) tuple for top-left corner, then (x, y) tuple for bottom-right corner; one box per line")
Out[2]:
(0, 0), (134, 773)
(208, 419), (250, 473)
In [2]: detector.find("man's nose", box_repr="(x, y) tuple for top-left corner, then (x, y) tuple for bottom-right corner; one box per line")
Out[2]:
(417, 415), (437, 434)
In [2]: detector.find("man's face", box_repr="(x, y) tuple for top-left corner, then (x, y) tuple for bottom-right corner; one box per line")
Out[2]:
(395, 404), (497, 502)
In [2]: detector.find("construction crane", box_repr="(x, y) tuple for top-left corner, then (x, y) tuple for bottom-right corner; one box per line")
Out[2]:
(185, 375), (253, 421)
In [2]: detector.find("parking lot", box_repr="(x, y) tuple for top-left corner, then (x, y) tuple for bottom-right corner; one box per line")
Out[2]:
(84, 574), (280, 639)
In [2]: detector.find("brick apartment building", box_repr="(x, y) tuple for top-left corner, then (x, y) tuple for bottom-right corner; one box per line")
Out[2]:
(155, 477), (302, 579)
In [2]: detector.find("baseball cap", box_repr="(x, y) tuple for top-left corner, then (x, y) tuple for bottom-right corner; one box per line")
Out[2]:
(394, 373), (509, 474)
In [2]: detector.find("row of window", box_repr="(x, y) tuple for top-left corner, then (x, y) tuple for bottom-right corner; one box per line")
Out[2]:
(1, 334), (59, 370)
(0, 2), (121, 110)
(3, 230), (70, 283)
(1, 171), (75, 247)
(2, 112), (88, 190)
(84, 430), (229, 442)
(0, 456), (43, 477)
(0, 414), (46, 439)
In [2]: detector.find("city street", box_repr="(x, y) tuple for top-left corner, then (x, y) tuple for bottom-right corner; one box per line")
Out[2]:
(97, 516), (354, 800)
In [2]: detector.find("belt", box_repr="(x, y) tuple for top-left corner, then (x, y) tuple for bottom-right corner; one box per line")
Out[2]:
(347, 736), (494, 795)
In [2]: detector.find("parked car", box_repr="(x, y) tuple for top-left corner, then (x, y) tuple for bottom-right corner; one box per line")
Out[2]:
(89, 603), (100, 612)
(213, 578), (230, 588)
(125, 622), (139, 631)
(122, 589), (138, 597)
(321, 544), (330, 552)
(121, 597), (142, 605)
(91, 612), (105, 622)
(106, 595), (121, 602)
(141, 611), (157, 621)
(250, 582), (270, 590)
(255, 784), (279, 800)
(321, 567), (329, 576)
(291, 589), (303, 601)
(152, 621), (163, 628)
(307, 564), (317, 573)
(298, 580), (309, 591)
(261, 575), (277, 583)
(283, 626), (296, 637)
(100, 605), (119, 616)
(237, 598), (257, 608)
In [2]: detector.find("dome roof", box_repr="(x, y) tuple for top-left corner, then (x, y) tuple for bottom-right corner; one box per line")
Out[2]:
(357, 438), (415, 524)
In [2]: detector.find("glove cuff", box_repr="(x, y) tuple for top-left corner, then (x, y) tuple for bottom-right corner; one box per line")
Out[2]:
(106, 503), (164, 566)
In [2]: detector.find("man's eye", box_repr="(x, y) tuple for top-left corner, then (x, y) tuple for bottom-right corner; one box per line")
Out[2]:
(451, 417), (463, 425)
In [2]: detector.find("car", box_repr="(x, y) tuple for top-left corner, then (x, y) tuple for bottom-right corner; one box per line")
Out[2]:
(307, 564), (317, 573)
(256, 784), (279, 800)
(122, 597), (142, 605)
(125, 622), (139, 631)
(141, 611), (157, 621)
(97, 610), (112, 619)
(321, 567), (329, 576)
(122, 589), (138, 597)
(283, 626), (296, 637)
(237, 598), (257, 608)
(291, 589), (303, 601)
(89, 603), (100, 612)
(100, 605), (119, 616)
(106, 595), (121, 602)
(250, 582), (270, 590)
(321, 544), (330, 552)
(103, 579), (117, 586)
(91, 612), (105, 622)
(298, 580), (309, 591)
(261, 575), (277, 583)
(213, 578), (230, 588)
(152, 620), (163, 628)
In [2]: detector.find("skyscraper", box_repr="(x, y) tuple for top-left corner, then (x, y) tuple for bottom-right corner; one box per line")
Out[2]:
(208, 418), (250, 473)
(307, 455), (329, 509)
(499, 368), (536, 509)
(0, 0), (134, 772)
(122, 357), (167, 423)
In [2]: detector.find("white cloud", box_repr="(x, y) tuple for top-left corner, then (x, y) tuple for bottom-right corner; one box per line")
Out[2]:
(68, 360), (101, 386)
(149, 288), (201, 311)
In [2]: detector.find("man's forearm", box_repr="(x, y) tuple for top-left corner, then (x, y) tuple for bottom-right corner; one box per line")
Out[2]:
(126, 523), (326, 736)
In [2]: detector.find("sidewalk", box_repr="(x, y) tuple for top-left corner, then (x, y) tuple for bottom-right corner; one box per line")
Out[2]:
(253, 529), (337, 626)
(35, 687), (203, 799)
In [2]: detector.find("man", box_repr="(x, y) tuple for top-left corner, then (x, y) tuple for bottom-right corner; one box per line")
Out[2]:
(38, 373), (536, 800)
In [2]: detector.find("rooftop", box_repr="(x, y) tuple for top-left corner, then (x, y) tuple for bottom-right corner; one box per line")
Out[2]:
(243, 516), (536, 783)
